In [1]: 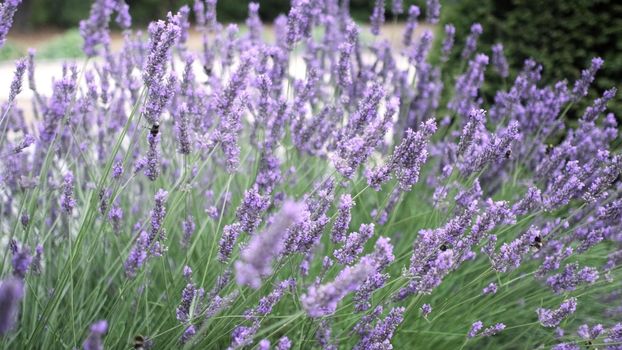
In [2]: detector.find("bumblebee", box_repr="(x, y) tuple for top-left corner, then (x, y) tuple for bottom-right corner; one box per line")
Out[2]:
(150, 122), (160, 137)
(530, 235), (542, 251)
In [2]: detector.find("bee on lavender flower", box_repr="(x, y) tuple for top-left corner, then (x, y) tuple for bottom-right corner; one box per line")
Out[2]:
(545, 144), (554, 155)
(504, 149), (512, 159)
(439, 243), (448, 251)
(530, 235), (543, 251)
(150, 122), (160, 137)
(133, 335), (152, 350)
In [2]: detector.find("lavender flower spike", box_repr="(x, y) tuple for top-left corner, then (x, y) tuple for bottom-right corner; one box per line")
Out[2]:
(0, 278), (23, 335)
(402, 5), (420, 47)
(331, 194), (354, 244)
(537, 298), (577, 327)
(82, 320), (108, 350)
(461, 23), (483, 59)
(301, 256), (376, 317)
(426, 0), (441, 24)
(440, 24), (455, 62)
(491, 43), (509, 78)
(572, 57), (604, 101)
(60, 171), (77, 213)
(370, 0), (385, 36)
(8, 57), (26, 103)
(0, 0), (22, 48)
(235, 201), (305, 288)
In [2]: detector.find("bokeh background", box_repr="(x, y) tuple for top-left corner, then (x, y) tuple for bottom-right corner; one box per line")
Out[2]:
(2, 0), (621, 117)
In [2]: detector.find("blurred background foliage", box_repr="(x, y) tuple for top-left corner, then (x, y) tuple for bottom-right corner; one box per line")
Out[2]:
(5, 0), (621, 115)
(440, 0), (622, 119)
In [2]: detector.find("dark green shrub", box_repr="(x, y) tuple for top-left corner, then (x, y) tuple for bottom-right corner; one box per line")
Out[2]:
(440, 0), (622, 118)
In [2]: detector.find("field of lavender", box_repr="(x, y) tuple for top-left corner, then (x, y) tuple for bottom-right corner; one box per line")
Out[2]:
(1, 0), (621, 349)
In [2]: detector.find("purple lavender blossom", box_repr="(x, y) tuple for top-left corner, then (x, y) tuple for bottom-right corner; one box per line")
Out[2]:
(276, 336), (292, 350)
(236, 185), (271, 234)
(334, 223), (375, 265)
(8, 57), (26, 103)
(0, 278), (23, 335)
(491, 43), (509, 78)
(449, 54), (488, 117)
(143, 16), (181, 87)
(331, 194), (354, 244)
(482, 282), (497, 295)
(60, 171), (77, 213)
(402, 5), (420, 47)
(82, 320), (108, 350)
(181, 215), (196, 247)
(176, 283), (204, 323)
(577, 324), (605, 341)
(440, 24), (455, 62)
(545, 263), (599, 294)
(461, 23), (483, 59)
(235, 201), (305, 288)
(370, 0), (385, 36)
(537, 298), (577, 327)
(144, 132), (161, 181)
(426, 0), (440, 24)
(79, 0), (115, 57)
(391, 0), (403, 15)
(0, 0), (22, 48)
(572, 57), (604, 101)
(354, 307), (404, 350)
(421, 303), (432, 317)
(301, 256), (376, 317)
(11, 242), (32, 279)
(581, 87), (617, 122)
(468, 321), (484, 337)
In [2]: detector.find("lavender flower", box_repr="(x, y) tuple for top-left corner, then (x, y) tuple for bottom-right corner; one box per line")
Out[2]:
(276, 336), (292, 350)
(0, 0), (21, 48)
(331, 194), (354, 244)
(79, 0), (115, 57)
(0, 278), (23, 335)
(235, 201), (305, 288)
(491, 43), (509, 78)
(482, 282), (497, 295)
(545, 263), (599, 294)
(8, 57), (26, 103)
(82, 320), (108, 350)
(236, 185), (271, 234)
(391, 0), (403, 15)
(581, 87), (617, 122)
(402, 5), (420, 47)
(301, 256), (376, 317)
(354, 307), (405, 350)
(11, 242), (32, 279)
(461, 23), (483, 59)
(426, 0), (440, 24)
(60, 171), (77, 213)
(440, 24), (455, 62)
(421, 304), (432, 317)
(143, 16), (181, 87)
(370, 0), (385, 36)
(537, 298), (577, 327)
(181, 215), (196, 247)
(144, 132), (161, 181)
(176, 283), (204, 323)
(577, 324), (604, 341)
(468, 321), (484, 337)
(572, 57), (604, 101)
(334, 223), (375, 265)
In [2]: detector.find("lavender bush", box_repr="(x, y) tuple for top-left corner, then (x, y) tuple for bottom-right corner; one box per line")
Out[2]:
(0, 0), (621, 349)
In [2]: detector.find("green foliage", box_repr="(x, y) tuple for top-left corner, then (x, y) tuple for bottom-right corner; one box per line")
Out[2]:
(37, 29), (84, 59)
(0, 41), (25, 61)
(440, 0), (622, 118)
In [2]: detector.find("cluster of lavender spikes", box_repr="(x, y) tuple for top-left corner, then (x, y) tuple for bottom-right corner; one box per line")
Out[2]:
(0, 0), (621, 349)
